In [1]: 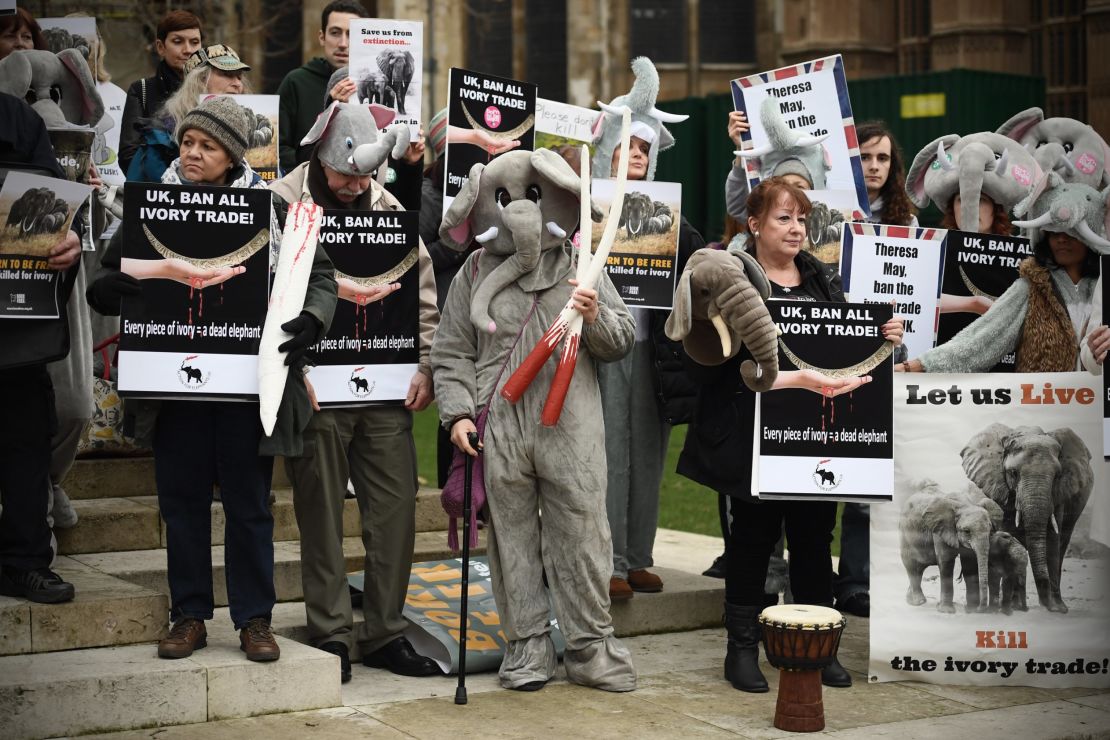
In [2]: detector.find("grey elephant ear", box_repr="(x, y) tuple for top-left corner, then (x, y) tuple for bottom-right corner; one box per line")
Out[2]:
(960, 422), (1013, 507)
(733, 248), (770, 302)
(664, 268), (692, 341)
(301, 102), (341, 147)
(996, 108), (1044, 143)
(439, 162), (485, 251)
(921, 497), (958, 548)
(0, 51), (33, 99)
(530, 148), (580, 196)
(906, 134), (958, 209)
(1049, 427), (1094, 510)
(57, 48), (104, 126)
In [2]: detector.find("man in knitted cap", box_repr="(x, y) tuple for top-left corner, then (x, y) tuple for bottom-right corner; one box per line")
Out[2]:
(270, 100), (441, 682)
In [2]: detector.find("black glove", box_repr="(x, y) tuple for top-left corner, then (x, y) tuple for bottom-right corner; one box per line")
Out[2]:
(278, 312), (322, 367)
(88, 271), (141, 310)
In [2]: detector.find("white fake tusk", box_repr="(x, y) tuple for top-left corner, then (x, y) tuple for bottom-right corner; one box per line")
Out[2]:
(1058, 156), (1077, 172)
(794, 132), (831, 148)
(736, 145), (773, 158)
(936, 141), (954, 170)
(1077, 220), (1110, 249)
(649, 106), (689, 123)
(546, 221), (567, 239)
(711, 314), (732, 357)
(995, 149), (1009, 174)
(579, 109), (632, 292)
(1012, 211), (1055, 229)
(475, 225), (499, 244)
(577, 144), (591, 282)
(597, 101), (632, 117)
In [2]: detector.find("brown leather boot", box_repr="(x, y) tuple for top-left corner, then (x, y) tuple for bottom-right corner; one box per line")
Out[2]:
(628, 569), (663, 593)
(239, 617), (280, 662)
(609, 576), (634, 602)
(158, 618), (207, 659)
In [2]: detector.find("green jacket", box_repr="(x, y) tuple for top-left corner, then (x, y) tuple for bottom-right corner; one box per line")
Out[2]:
(277, 57), (334, 173)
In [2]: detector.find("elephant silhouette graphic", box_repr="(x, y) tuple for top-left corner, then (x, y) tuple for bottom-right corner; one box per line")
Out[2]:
(180, 363), (203, 384)
(815, 468), (836, 486)
(350, 373), (370, 394)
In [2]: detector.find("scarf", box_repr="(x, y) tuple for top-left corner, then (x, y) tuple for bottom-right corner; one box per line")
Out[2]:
(1015, 258), (1079, 372)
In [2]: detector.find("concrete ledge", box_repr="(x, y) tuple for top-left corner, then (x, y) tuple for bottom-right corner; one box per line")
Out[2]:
(62, 457), (157, 500)
(0, 596), (30, 655)
(56, 497), (162, 555)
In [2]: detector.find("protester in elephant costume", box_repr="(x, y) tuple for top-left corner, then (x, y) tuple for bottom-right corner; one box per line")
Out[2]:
(589, 56), (706, 603)
(273, 100), (443, 683)
(431, 145), (637, 692)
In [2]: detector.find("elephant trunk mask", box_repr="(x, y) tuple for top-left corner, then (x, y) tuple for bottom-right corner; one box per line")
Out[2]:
(469, 199), (544, 333)
(957, 142), (998, 231)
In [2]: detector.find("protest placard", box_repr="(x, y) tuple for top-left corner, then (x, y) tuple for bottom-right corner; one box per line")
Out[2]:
(443, 68), (536, 214)
(117, 182), (270, 399)
(349, 19), (422, 137)
(589, 178), (680, 309)
(871, 373), (1109, 688)
(306, 209), (419, 406)
(731, 54), (869, 217)
(842, 222), (946, 360)
(0, 171), (92, 318)
(199, 94), (279, 182)
(801, 188), (867, 268)
(535, 97), (600, 159)
(938, 230), (1031, 371)
(47, 128), (95, 184)
(754, 301), (894, 501)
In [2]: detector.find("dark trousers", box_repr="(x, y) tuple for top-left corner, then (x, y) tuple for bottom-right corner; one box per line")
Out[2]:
(153, 400), (274, 630)
(725, 499), (837, 606)
(0, 365), (56, 571)
(834, 502), (870, 601)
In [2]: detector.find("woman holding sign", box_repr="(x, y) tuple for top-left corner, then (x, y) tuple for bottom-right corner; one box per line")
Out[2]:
(677, 178), (904, 693)
(88, 96), (337, 664)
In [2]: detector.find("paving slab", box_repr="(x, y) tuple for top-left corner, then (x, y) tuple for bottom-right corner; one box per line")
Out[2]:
(0, 594), (30, 655)
(78, 706), (408, 740)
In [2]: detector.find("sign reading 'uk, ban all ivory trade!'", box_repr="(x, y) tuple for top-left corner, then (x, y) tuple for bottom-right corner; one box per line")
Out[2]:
(753, 301), (894, 502)
(306, 209), (420, 406)
(872, 373), (1110, 688)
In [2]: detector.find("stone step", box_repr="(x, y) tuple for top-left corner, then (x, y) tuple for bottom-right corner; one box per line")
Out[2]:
(0, 556), (168, 657)
(66, 531), (485, 608)
(56, 488), (450, 555)
(62, 455), (295, 500)
(267, 566), (723, 660)
(1, 621), (340, 740)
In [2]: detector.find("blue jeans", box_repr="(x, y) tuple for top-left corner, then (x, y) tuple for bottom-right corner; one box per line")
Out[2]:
(834, 502), (870, 602)
(153, 401), (275, 630)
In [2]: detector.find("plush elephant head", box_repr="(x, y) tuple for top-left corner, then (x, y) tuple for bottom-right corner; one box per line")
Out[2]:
(6, 187), (69, 235)
(0, 49), (104, 129)
(439, 148), (591, 333)
(906, 132), (1041, 232)
(961, 422), (1094, 613)
(1011, 171), (1110, 254)
(997, 107), (1110, 189)
(735, 96), (831, 189)
(664, 247), (778, 391)
(591, 56), (687, 181)
(301, 101), (409, 178)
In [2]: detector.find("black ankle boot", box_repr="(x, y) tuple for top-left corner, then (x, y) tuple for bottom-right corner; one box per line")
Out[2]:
(723, 603), (769, 693)
(822, 655), (852, 687)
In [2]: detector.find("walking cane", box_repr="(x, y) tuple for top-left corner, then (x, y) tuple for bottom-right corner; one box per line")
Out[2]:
(455, 431), (481, 705)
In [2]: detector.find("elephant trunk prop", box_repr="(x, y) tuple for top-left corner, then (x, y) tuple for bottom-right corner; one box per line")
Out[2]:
(350, 123), (410, 174)
(500, 107), (633, 411)
(718, 281), (779, 392)
(1015, 472), (1063, 612)
(470, 199), (544, 334)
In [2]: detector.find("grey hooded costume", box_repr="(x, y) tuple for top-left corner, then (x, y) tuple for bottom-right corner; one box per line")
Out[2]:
(431, 148), (637, 691)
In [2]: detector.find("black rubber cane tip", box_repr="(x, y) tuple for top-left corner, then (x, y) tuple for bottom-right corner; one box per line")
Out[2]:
(454, 687), (468, 705)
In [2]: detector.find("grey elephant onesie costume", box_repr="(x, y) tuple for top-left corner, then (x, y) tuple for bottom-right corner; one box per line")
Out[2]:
(431, 148), (637, 691)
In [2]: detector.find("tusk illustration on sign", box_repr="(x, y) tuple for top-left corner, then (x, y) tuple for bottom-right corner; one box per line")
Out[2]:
(460, 104), (536, 141)
(333, 247), (418, 287)
(143, 223), (269, 269)
(778, 338), (894, 379)
(958, 265), (999, 300)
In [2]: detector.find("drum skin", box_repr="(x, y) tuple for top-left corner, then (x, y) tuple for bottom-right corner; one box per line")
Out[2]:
(759, 604), (845, 670)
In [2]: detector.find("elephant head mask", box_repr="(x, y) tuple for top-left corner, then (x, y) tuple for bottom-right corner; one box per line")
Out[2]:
(300, 101), (410, 178)
(961, 422), (1094, 613)
(664, 247), (779, 391)
(906, 132), (1041, 232)
(735, 96), (831, 189)
(0, 48), (104, 129)
(997, 107), (1110, 190)
(439, 148), (592, 333)
(1012, 171), (1110, 254)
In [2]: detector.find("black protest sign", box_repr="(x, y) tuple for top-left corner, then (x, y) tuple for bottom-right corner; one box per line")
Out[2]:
(308, 209), (419, 406)
(755, 301), (894, 501)
(443, 68), (536, 213)
(117, 182), (270, 399)
(938, 230), (1031, 371)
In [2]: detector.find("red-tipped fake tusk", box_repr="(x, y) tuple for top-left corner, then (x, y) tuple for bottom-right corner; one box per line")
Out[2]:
(541, 333), (579, 426)
(501, 320), (568, 403)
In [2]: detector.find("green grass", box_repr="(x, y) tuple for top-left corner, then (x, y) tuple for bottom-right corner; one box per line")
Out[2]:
(414, 407), (841, 556)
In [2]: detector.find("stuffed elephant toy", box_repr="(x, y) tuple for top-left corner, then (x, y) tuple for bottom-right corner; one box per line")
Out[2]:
(376, 51), (415, 115)
(997, 107), (1110, 190)
(900, 488), (993, 613)
(663, 247), (778, 391)
(906, 132), (1041, 232)
(961, 422), (1094, 613)
(300, 101), (409, 177)
(1011, 171), (1110, 253)
(439, 148), (594, 334)
(0, 49), (104, 130)
(6, 187), (69, 235)
(619, 192), (672, 239)
(988, 531), (1029, 615)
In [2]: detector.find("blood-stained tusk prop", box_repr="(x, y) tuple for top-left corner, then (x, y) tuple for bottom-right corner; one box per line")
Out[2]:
(711, 314), (732, 358)
(503, 110), (632, 406)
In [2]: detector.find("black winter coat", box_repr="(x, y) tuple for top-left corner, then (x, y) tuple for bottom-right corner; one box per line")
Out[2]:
(119, 61), (182, 176)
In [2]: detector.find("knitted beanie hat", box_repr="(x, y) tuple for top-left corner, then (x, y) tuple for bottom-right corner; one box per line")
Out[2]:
(428, 107), (448, 158)
(176, 95), (255, 166)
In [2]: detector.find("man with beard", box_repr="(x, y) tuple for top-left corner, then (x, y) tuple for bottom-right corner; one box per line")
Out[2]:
(269, 101), (439, 683)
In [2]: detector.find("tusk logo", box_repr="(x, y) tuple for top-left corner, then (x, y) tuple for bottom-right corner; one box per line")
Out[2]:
(348, 367), (375, 398)
(813, 459), (842, 490)
(177, 355), (210, 388)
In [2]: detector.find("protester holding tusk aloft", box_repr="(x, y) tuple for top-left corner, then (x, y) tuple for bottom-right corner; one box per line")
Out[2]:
(86, 95), (338, 664)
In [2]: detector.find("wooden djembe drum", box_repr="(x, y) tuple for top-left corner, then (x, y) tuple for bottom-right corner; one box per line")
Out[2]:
(758, 604), (846, 733)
